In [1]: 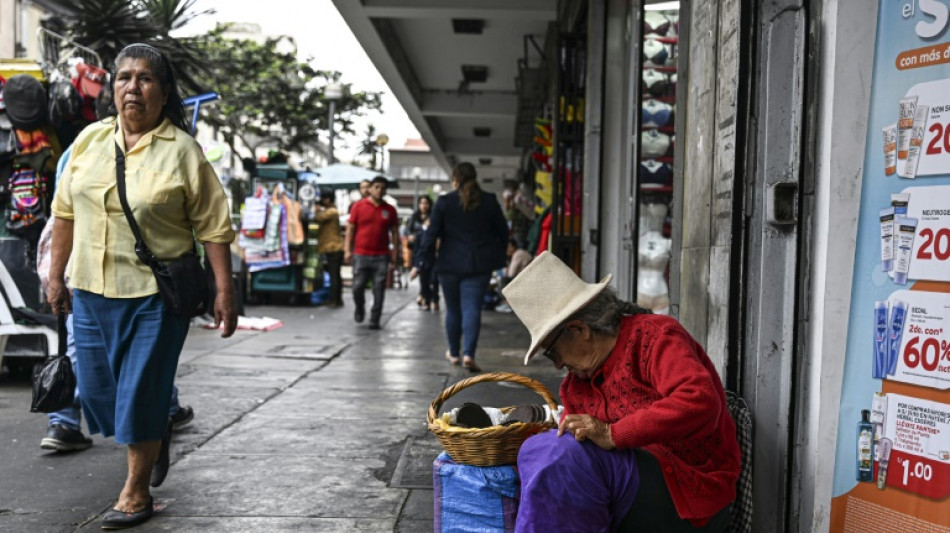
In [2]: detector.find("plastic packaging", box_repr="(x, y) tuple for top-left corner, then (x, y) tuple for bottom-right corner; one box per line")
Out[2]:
(893, 217), (918, 285)
(873, 301), (888, 379)
(882, 123), (897, 176)
(880, 208), (895, 272)
(433, 452), (519, 533)
(877, 438), (893, 489)
(897, 96), (918, 159)
(887, 300), (907, 375)
(870, 393), (887, 460)
(902, 105), (929, 179)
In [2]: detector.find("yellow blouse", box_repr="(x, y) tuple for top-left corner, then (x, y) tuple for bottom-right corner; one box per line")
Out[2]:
(51, 118), (235, 298)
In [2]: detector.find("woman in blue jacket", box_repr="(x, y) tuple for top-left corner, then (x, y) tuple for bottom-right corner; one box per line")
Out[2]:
(418, 163), (508, 371)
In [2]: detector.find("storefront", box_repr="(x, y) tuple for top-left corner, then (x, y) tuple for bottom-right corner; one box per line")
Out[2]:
(336, 0), (949, 529)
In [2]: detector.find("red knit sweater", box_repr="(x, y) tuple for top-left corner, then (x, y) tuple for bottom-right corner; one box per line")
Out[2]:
(560, 314), (741, 526)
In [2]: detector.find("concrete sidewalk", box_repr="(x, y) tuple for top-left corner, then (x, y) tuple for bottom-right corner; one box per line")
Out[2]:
(0, 285), (565, 532)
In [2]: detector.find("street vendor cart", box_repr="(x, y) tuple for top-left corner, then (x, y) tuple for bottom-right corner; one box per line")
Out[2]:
(241, 163), (322, 305)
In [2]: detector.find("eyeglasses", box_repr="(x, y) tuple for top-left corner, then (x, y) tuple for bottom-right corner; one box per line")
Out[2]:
(541, 327), (566, 363)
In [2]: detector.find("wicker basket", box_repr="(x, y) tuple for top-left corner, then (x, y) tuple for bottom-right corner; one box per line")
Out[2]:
(427, 371), (558, 466)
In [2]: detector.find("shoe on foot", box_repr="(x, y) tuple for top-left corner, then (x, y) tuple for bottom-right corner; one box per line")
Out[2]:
(462, 356), (482, 373)
(445, 351), (460, 366)
(101, 497), (154, 530)
(150, 419), (173, 488)
(354, 307), (365, 323)
(170, 405), (194, 431)
(40, 424), (92, 452)
(432, 301), (440, 311)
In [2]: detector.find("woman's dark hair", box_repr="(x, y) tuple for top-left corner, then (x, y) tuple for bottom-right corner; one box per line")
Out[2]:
(453, 162), (482, 211)
(412, 195), (433, 224)
(112, 43), (189, 134)
(566, 287), (651, 336)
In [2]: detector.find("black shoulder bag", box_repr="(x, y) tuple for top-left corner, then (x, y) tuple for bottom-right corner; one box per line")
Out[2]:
(114, 140), (209, 317)
(30, 312), (76, 413)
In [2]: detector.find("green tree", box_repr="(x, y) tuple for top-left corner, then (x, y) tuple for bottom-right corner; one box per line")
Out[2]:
(193, 25), (383, 159)
(42, 0), (213, 93)
(358, 124), (380, 170)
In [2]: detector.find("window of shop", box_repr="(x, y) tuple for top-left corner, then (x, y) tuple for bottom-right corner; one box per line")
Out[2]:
(635, 0), (680, 316)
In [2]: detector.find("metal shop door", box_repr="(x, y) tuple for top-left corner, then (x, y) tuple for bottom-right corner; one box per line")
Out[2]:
(738, 0), (812, 530)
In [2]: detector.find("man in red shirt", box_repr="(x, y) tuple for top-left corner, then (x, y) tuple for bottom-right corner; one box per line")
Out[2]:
(344, 176), (399, 329)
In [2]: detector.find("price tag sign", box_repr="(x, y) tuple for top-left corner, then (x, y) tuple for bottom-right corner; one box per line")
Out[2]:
(903, 186), (950, 283)
(889, 290), (950, 390)
(883, 394), (950, 499)
(906, 79), (950, 178)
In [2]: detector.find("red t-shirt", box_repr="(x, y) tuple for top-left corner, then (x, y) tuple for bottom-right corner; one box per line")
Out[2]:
(349, 198), (397, 256)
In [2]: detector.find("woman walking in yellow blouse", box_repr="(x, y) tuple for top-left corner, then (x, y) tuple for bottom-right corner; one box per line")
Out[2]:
(47, 44), (237, 529)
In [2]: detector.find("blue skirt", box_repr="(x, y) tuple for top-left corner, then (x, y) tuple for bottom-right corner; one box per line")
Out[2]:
(72, 290), (189, 444)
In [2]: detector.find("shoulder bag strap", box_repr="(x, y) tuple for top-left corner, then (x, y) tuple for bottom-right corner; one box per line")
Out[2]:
(113, 133), (162, 269)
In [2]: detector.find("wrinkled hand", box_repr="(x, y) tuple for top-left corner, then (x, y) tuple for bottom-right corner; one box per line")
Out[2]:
(46, 278), (71, 315)
(558, 414), (616, 450)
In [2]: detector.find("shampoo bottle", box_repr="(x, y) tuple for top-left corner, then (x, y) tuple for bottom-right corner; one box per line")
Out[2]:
(857, 409), (875, 482)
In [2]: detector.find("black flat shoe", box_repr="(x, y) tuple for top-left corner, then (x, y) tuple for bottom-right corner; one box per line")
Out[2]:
(150, 419), (172, 488)
(101, 498), (154, 529)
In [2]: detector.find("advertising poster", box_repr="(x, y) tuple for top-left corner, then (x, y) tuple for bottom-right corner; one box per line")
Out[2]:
(830, 2), (950, 530)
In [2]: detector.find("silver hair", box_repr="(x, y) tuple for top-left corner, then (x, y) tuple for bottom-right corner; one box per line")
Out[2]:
(565, 287), (651, 336)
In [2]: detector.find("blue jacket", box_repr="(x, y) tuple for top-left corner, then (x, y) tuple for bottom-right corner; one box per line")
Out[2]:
(418, 190), (508, 275)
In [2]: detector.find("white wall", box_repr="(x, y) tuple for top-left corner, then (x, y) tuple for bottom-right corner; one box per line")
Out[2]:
(0, 0), (15, 58)
(800, 0), (877, 530)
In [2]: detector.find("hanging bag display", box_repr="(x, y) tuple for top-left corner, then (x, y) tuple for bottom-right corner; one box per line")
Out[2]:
(114, 138), (209, 318)
(30, 312), (76, 413)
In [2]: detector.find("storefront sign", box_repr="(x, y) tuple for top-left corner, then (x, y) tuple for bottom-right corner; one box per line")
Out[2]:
(831, 1), (950, 529)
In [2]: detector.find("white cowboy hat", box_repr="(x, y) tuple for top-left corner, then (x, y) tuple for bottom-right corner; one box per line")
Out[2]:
(501, 251), (612, 365)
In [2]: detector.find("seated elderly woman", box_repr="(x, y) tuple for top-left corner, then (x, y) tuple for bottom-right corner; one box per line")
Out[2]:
(502, 252), (740, 533)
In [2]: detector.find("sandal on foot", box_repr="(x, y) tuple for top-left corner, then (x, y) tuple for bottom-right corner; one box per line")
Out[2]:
(445, 351), (460, 366)
(462, 357), (481, 372)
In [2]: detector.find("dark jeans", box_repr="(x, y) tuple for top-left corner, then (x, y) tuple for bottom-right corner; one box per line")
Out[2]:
(352, 254), (389, 320)
(418, 266), (440, 305)
(439, 272), (491, 358)
(324, 251), (344, 305)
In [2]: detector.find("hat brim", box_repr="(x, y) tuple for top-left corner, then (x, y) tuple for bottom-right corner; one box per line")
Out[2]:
(522, 273), (612, 365)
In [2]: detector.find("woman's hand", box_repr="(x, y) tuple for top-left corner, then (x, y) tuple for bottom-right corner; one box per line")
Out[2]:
(558, 414), (616, 450)
(46, 278), (71, 315)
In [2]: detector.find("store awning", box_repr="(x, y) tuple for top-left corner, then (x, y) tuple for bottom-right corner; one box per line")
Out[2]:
(299, 164), (399, 190)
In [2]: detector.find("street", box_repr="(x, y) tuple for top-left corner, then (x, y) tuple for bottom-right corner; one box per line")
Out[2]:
(0, 285), (564, 532)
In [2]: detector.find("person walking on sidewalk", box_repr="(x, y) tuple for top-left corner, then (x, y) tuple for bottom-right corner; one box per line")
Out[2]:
(313, 188), (344, 308)
(47, 43), (237, 530)
(36, 146), (195, 453)
(407, 194), (439, 311)
(417, 163), (508, 372)
(344, 176), (398, 329)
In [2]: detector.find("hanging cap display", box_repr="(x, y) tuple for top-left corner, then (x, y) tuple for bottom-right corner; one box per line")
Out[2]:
(75, 63), (108, 99)
(2, 75), (49, 130)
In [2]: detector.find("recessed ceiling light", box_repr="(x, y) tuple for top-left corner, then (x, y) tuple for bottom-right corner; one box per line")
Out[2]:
(461, 65), (488, 83)
(452, 19), (484, 34)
